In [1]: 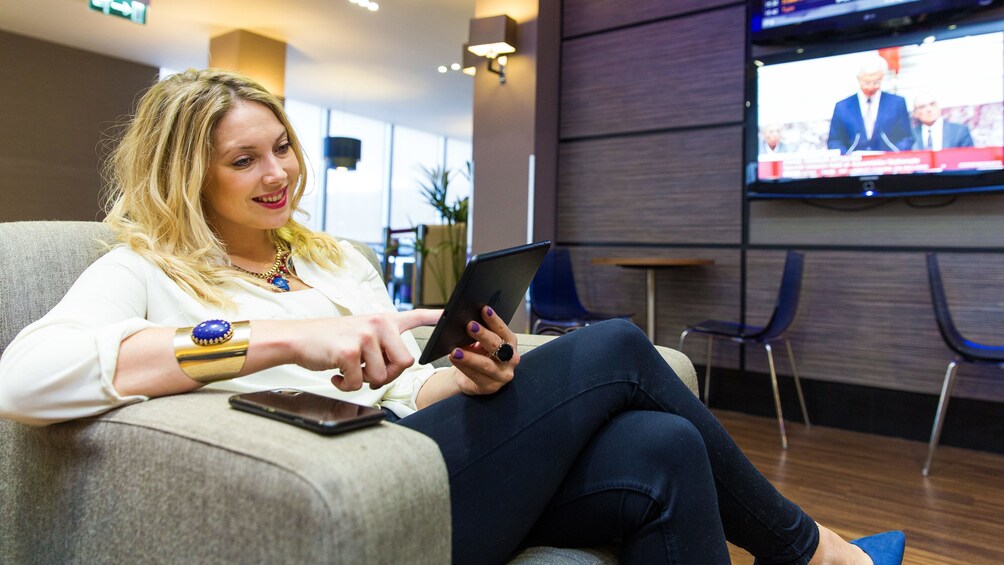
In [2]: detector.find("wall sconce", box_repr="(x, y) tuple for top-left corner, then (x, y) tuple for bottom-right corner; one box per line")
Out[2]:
(462, 43), (479, 76)
(325, 136), (361, 171)
(467, 15), (517, 83)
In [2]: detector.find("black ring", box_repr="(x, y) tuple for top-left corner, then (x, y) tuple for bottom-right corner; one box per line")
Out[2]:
(491, 342), (514, 363)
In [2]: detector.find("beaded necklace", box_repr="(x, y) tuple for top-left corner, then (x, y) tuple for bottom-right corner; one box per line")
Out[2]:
(232, 246), (294, 292)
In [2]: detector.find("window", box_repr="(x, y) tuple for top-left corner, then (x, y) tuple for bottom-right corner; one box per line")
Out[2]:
(284, 99), (326, 231)
(289, 106), (472, 248)
(445, 138), (473, 209)
(325, 110), (390, 244)
(389, 126), (444, 230)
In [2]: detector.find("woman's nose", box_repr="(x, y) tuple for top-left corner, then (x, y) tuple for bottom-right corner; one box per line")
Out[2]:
(262, 155), (288, 185)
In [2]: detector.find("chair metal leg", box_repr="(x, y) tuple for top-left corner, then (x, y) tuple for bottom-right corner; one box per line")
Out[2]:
(765, 343), (789, 450)
(785, 338), (811, 428)
(922, 360), (960, 476)
(703, 337), (714, 407)
(678, 330), (689, 351)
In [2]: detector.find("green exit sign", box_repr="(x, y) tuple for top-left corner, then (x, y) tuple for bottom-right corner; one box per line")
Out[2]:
(89, 0), (148, 25)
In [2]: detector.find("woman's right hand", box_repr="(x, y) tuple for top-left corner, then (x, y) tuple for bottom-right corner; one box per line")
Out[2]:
(278, 309), (442, 392)
(113, 309), (441, 402)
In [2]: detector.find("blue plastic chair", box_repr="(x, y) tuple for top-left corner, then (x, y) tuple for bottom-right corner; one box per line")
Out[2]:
(679, 250), (810, 449)
(529, 249), (632, 335)
(923, 253), (1004, 475)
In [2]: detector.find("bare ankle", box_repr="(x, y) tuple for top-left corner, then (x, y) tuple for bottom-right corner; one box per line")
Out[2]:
(809, 524), (872, 565)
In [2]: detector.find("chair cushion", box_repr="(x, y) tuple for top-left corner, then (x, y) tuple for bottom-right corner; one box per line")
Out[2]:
(688, 319), (765, 339)
(509, 545), (619, 563)
(0, 221), (115, 352)
(0, 390), (451, 563)
(957, 338), (1004, 363)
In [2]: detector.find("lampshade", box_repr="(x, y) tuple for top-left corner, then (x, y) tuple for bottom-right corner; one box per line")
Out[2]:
(462, 43), (478, 76)
(467, 15), (517, 58)
(324, 137), (362, 170)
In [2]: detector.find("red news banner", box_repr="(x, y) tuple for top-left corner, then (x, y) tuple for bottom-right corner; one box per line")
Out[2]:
(759, 146), (1004, 179)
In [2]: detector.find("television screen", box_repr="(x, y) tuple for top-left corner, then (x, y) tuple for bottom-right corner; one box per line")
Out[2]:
(747, 21), (1004, 199)
(751, 0), (997, 45)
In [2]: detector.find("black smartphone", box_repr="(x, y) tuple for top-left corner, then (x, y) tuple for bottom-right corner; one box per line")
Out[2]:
(228, 389), (385, 435)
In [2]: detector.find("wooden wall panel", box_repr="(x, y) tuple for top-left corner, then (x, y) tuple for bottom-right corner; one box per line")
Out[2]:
(0, 30), (157, 222)
(562, 0), (741, 38)
(743, 250), (1004, 402)
(567, 246), (742, 368)
(559, 6), (745, 139)
(557, 127), (743, 244)
(749, 196), (1004, 248)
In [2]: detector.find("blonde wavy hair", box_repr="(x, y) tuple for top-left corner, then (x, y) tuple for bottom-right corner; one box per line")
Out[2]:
(103, 68), (342, 307)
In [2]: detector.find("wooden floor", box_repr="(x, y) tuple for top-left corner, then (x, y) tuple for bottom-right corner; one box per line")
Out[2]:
(715, 410), (1004, 565)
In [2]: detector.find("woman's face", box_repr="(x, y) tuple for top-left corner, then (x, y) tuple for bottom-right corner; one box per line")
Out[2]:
(203, 99), (299, 244)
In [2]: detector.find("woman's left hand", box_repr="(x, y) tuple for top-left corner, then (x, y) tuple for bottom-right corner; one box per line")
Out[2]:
(448, 306), (519, 396)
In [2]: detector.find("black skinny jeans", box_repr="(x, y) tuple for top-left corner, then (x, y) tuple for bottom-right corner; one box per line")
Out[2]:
(398, 319), (818, 564)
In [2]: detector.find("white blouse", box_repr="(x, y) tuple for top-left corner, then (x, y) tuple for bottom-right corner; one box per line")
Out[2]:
(0, 240), (440, 426)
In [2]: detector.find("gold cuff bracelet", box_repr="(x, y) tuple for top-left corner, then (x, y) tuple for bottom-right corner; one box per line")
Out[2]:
(173, 320), (251, 384)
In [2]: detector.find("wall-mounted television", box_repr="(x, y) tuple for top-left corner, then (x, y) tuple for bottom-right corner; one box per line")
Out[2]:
(746, 20), (1004, 199)
(751, 0), (998, 45)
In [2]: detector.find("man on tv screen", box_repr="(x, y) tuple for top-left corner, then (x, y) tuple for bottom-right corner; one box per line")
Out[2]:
(911, 93), (975, 150)
(759, 123), (791, 154)
(826, 55), (914, 154)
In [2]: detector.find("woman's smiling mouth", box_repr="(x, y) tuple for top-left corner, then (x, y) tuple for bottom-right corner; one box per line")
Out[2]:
(253, 187), (287, 209)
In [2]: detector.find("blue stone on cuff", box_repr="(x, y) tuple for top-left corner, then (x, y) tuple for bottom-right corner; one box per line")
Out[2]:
(191, 319), (235, 346)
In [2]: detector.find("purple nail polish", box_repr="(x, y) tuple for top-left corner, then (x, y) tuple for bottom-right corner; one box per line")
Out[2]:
(486, 307), (494, 317)
(453, 349), (464, 360)
(470, 322), (480, 333)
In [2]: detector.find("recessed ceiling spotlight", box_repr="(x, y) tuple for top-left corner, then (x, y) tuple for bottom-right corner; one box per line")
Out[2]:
(437, 62), (471, 76)
(348, 0), (378, 11)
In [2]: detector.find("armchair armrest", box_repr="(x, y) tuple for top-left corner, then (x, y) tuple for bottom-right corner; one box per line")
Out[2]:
(0, 390), (451, 564)
(410, 326), (699, 395)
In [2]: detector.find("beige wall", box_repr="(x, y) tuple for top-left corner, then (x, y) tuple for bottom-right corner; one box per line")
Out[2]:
(470, 0), (540, 255)
(0, 30), (158, 222)
(469, 0), (561, 331)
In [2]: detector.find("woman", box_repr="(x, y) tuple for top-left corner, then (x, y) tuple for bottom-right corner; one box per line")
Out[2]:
(0, 69), (903, 565)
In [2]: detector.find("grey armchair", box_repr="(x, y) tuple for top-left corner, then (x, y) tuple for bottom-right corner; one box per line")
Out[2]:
(0, 221), (698, 564)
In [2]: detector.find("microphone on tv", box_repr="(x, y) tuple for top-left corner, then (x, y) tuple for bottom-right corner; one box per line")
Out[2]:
(846, 134), (861, 154)
(880, 132), (901, 152)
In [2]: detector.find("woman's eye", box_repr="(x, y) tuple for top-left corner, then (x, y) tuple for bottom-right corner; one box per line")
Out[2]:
(276, 142), (291, 154)
(232, 156), (253, 168)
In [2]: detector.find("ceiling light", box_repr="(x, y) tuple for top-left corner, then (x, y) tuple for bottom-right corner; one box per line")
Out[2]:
(347, 0), (378, 12)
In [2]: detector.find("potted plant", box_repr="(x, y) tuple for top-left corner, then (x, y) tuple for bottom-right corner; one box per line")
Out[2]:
(416, 162), (470, 305)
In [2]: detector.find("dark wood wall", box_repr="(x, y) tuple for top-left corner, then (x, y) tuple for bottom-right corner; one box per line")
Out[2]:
(555, 1), (1004, 405)
(0, 30), (158, 222)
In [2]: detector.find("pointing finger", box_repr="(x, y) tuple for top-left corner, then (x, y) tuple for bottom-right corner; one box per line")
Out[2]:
(395, 308), (444, 332)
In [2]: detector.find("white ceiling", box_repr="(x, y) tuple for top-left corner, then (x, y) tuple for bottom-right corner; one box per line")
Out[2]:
(0, 0), (476, 140)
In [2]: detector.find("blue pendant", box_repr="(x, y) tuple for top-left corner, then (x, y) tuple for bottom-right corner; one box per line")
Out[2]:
(271, 276), (290, 292)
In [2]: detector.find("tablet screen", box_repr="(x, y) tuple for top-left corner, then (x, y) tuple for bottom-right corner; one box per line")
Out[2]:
(418, 241), (551, 364)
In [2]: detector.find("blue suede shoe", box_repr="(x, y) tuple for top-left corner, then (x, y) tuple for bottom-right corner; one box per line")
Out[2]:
(849, 530), (905, 565)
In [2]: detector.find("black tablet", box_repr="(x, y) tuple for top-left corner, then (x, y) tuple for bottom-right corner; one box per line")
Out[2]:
(418, 240), (551, 364)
